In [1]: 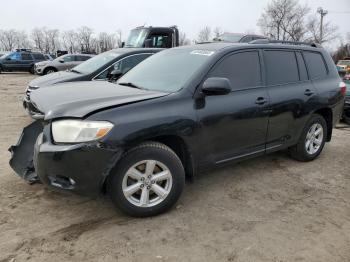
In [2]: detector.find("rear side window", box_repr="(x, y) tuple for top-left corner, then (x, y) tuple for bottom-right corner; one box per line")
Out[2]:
(208, 51), (262, 90)
(303, 51), (328, 79)
(21, 53), (33, 61)
(33, 53), (45, 60)
(296, 52), (308, 81)
(264, 50), (299, 85)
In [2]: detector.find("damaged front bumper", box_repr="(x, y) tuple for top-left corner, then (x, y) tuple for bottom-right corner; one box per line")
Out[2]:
(9, 121), (123, 195)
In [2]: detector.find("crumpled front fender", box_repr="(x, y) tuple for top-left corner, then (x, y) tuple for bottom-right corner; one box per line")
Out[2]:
(9, 121), (43, 183)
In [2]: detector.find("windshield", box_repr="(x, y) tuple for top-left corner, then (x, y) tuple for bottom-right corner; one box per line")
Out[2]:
(117, 49), (214, 92)
(72, 51), (121, 74)
(216, 33), (243, 42)
(125, 29), (149, 48)
(338, 60), (350, 66)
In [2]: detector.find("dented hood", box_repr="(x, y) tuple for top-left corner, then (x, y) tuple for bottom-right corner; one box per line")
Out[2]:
(30, 81), (168, 120)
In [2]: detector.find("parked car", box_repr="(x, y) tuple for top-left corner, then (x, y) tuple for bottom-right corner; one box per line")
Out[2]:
(9, 41), (345, 217)
(24, 48), (161, 118)
(213, 33), (268, 43)
(343, 79), (350, 124)
(34, 54), (94, 75)
(0, 49), (46, 74)
(337, 59), (350, 74)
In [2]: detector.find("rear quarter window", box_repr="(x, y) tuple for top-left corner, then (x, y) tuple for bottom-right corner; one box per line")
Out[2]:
(303, 51), (328, 79)
(264, 50), (299, 85)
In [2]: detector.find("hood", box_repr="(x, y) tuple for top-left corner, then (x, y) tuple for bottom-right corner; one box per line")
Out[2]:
(30, 81), (168, 120)
(29, 71), (81, 88)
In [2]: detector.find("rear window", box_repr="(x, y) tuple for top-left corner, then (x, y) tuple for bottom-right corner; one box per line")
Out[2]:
(33, 53), (45, 60)
(21, 53), (33, 61)
(303, 51), (328, 79)
(265, 50), (299, 85)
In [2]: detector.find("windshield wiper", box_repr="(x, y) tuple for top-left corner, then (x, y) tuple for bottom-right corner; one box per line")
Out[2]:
(118, 82), (146, 90)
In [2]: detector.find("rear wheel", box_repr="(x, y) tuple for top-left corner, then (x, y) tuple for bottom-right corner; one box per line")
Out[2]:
(108, 142), (185, 217)
(289, 114), (327, 161)
(29, 66), (35, 74)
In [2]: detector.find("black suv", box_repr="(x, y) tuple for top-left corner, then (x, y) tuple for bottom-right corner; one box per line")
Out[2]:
(0, 49), (46, 74)
(9, 42), (346, 217)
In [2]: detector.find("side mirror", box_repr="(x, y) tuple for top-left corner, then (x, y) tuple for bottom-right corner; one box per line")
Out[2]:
(109, 69), (123, 80)
(144, 39), (154, 48)
(121, 42), (125, 48)
(6, 57), (11, 61)
(202, 77), (232, 96)
(58, 59), (64, 63)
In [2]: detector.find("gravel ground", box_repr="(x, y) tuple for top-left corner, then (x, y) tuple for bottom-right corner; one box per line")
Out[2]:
(0, 73), (349, 262)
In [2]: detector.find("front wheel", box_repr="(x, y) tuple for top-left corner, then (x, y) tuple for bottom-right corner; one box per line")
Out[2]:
(108, 142), (185, 217)
(289, 114), (327, 162)
(29, 66), (35, 74)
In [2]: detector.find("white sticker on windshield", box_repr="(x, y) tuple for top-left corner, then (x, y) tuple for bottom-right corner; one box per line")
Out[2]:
(190, 50), (215, 56)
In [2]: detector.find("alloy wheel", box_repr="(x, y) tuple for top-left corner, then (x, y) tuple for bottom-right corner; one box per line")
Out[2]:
(305, 123), (323, 155)
(122, 160), (173, 207)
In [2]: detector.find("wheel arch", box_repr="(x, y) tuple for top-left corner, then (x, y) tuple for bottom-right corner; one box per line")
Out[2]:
(101, 135), (195, 194)
(313, 107), (333, 142)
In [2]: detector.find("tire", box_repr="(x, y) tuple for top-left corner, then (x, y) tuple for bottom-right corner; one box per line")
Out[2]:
(344, 110), (350, 125)
(29, 66), (35, 74)
(43, 67), (56, 75)
(108, 142), (185, 217)
(289, 114), (327, 162)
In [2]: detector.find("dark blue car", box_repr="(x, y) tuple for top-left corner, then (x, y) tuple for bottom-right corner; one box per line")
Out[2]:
(0, 49), (46, 74)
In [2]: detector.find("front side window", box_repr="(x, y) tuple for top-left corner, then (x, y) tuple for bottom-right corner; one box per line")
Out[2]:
(76, 55), (91, 61)
(118, 49), (213, 92)
(8, 52), (21, 60)
(265, 50), (299, 85)
(74, 51), (122, 75)
(59, 55), (73, 62)
(303, 51), (328, 79)
(207, 51), (262, 90)
(95, 54), (152, 80)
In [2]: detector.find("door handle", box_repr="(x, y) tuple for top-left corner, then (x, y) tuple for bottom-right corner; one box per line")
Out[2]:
(255, 97), (267, 105)
(304, 89), (315, 96)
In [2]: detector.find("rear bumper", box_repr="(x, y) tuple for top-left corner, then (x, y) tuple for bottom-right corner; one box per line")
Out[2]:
(10, 122), (123, 196)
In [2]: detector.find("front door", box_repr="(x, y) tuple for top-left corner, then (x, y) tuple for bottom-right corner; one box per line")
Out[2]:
(195, 50), (269, 166)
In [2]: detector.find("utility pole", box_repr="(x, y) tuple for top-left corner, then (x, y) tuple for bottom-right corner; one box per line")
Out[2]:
(317, 7), (328, 43)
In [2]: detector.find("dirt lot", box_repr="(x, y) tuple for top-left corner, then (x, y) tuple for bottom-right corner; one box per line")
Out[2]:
(0, 73), (349, 262)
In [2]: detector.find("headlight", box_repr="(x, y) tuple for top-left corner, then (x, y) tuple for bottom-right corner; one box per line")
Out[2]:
(52, 120), (114, 143)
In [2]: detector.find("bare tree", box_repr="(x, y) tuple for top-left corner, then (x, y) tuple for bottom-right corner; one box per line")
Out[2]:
(77, 26), (95, 53)
(258, 0), (309, 41)
(98, 32), (117, 52)
(31, 28), (45, 52)
(62, 30), (78, 53)
(305, 15), (338, 44)
(213, 27), (224, 38)
(197, 26), (211, 42)
(116, 29), (123, 47)
(42, 28), (60, 53)
(179, 32), (190, 46)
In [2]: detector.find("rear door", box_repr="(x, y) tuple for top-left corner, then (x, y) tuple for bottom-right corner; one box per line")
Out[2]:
(264, 49), (316, 152)
(20, 53), (34, 70)
(195, 50), (270, 165)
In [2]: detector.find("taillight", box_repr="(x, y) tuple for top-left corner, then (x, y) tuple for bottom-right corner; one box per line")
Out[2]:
(339, 82), (347, 96)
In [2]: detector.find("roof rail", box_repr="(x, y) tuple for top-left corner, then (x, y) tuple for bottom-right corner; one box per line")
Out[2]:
(249, 39), (322, 48)
(15, 48), (32, 52)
